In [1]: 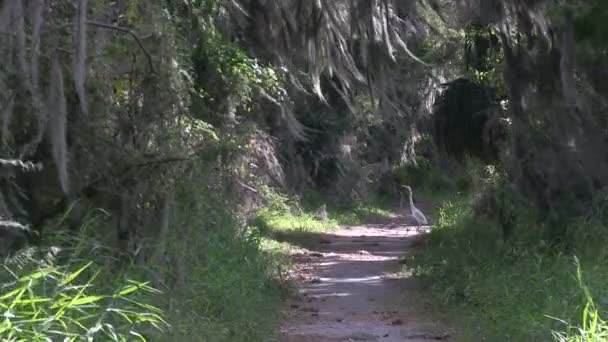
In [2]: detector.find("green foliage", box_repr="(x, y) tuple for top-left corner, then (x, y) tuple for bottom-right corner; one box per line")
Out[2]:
(394, 157), (444, 191)
(464, 24), (502, 75)
(191, 33), (286, 124)
(154, 165), (287, 342)
(409, 189), (608, 341)
(0, 254), (166, 341)
(253, 207), (338, 234)
(260, 186), (293, 213)
(249, 187), (342, 235)
(162, 227), (284, 341)
(330, 206), (394, 226)
(393, 156), (477, 199)
(16, 161), (290, 342)
(433, 78), (500, 161)
(551, 258), (608, 342)
(568, 1), (608, 48)
(299, 189), (394, 226)
(253, 188), (395, 234)
(554, 304), (608, 342)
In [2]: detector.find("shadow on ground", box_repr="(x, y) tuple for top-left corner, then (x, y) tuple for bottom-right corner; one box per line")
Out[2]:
(278, 218), (452, 342)
(272, 227), (427, 257)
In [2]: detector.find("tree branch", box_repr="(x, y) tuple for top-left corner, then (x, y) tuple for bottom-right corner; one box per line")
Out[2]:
(86, 20), (157, 74)
(235, 179), (259, 194)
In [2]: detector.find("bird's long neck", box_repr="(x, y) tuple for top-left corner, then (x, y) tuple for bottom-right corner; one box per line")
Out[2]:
(408, 189), (414, 214)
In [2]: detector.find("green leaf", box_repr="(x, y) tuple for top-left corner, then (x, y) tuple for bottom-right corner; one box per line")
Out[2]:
(11, 297), (52, 305)
(58, 262), (93, 287)
(112, 285), (140, 298)
(129, 330), (146, 341)
(0, 287), (23, 301)
(18, 267), (58, 282)
(66, 295), (105, 307)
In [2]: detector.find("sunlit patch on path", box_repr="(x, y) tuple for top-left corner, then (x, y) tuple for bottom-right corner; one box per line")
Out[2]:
(279, 218), (453, 342)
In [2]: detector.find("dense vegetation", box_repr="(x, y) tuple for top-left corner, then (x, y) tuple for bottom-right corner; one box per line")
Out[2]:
(407, 161), (608, 341)
(1, 0), (608, 341)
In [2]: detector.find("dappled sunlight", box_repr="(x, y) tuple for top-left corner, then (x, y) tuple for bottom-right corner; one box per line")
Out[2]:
(281, 218), (446, 342)
(320, 252), (403, 261)
(307, 292), (353, 299)
(315, 261), (340, 267)
(318, 275), (384, 285)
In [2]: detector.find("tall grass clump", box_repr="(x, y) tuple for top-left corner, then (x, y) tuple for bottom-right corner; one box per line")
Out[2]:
(551, 258), (608, 342)
(0, 260), (166, 341)
(0, 218), (168, 342)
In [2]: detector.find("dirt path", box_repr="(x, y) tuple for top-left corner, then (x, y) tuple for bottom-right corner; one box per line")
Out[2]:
(278, 216), (453, 342)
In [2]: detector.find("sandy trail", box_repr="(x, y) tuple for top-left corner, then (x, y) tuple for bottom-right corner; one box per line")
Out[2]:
(278, 216), (453, 342)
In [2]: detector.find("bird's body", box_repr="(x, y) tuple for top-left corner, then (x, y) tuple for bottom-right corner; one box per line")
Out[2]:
(411, 206), (428, 226)
(400, 185), (429, 231)
(315, 204), (329, 222)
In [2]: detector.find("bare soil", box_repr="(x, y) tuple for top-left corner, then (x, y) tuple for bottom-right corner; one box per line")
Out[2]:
(278, 215), (454, 342)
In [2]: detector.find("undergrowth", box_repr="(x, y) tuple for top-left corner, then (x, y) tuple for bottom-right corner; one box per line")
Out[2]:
(408, 182), (608, 341)
(0, 215), (168, 342)
(551, 257), (608, 342)
(149, 179), (288, 342)
(0, 252), (166, 341)
(2, 184), (291, 342)
(4, 164), (397, 342)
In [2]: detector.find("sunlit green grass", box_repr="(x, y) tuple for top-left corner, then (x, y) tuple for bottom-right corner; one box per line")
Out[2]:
(254, 207), (339, 233)
(331, 206), (395, 225)
(253, 202), (396, 258)
(550, 258), (608, 342)
(258, 237), (306, 271)
(253, 201), (395, 235)
(253, 207), (338, 260)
